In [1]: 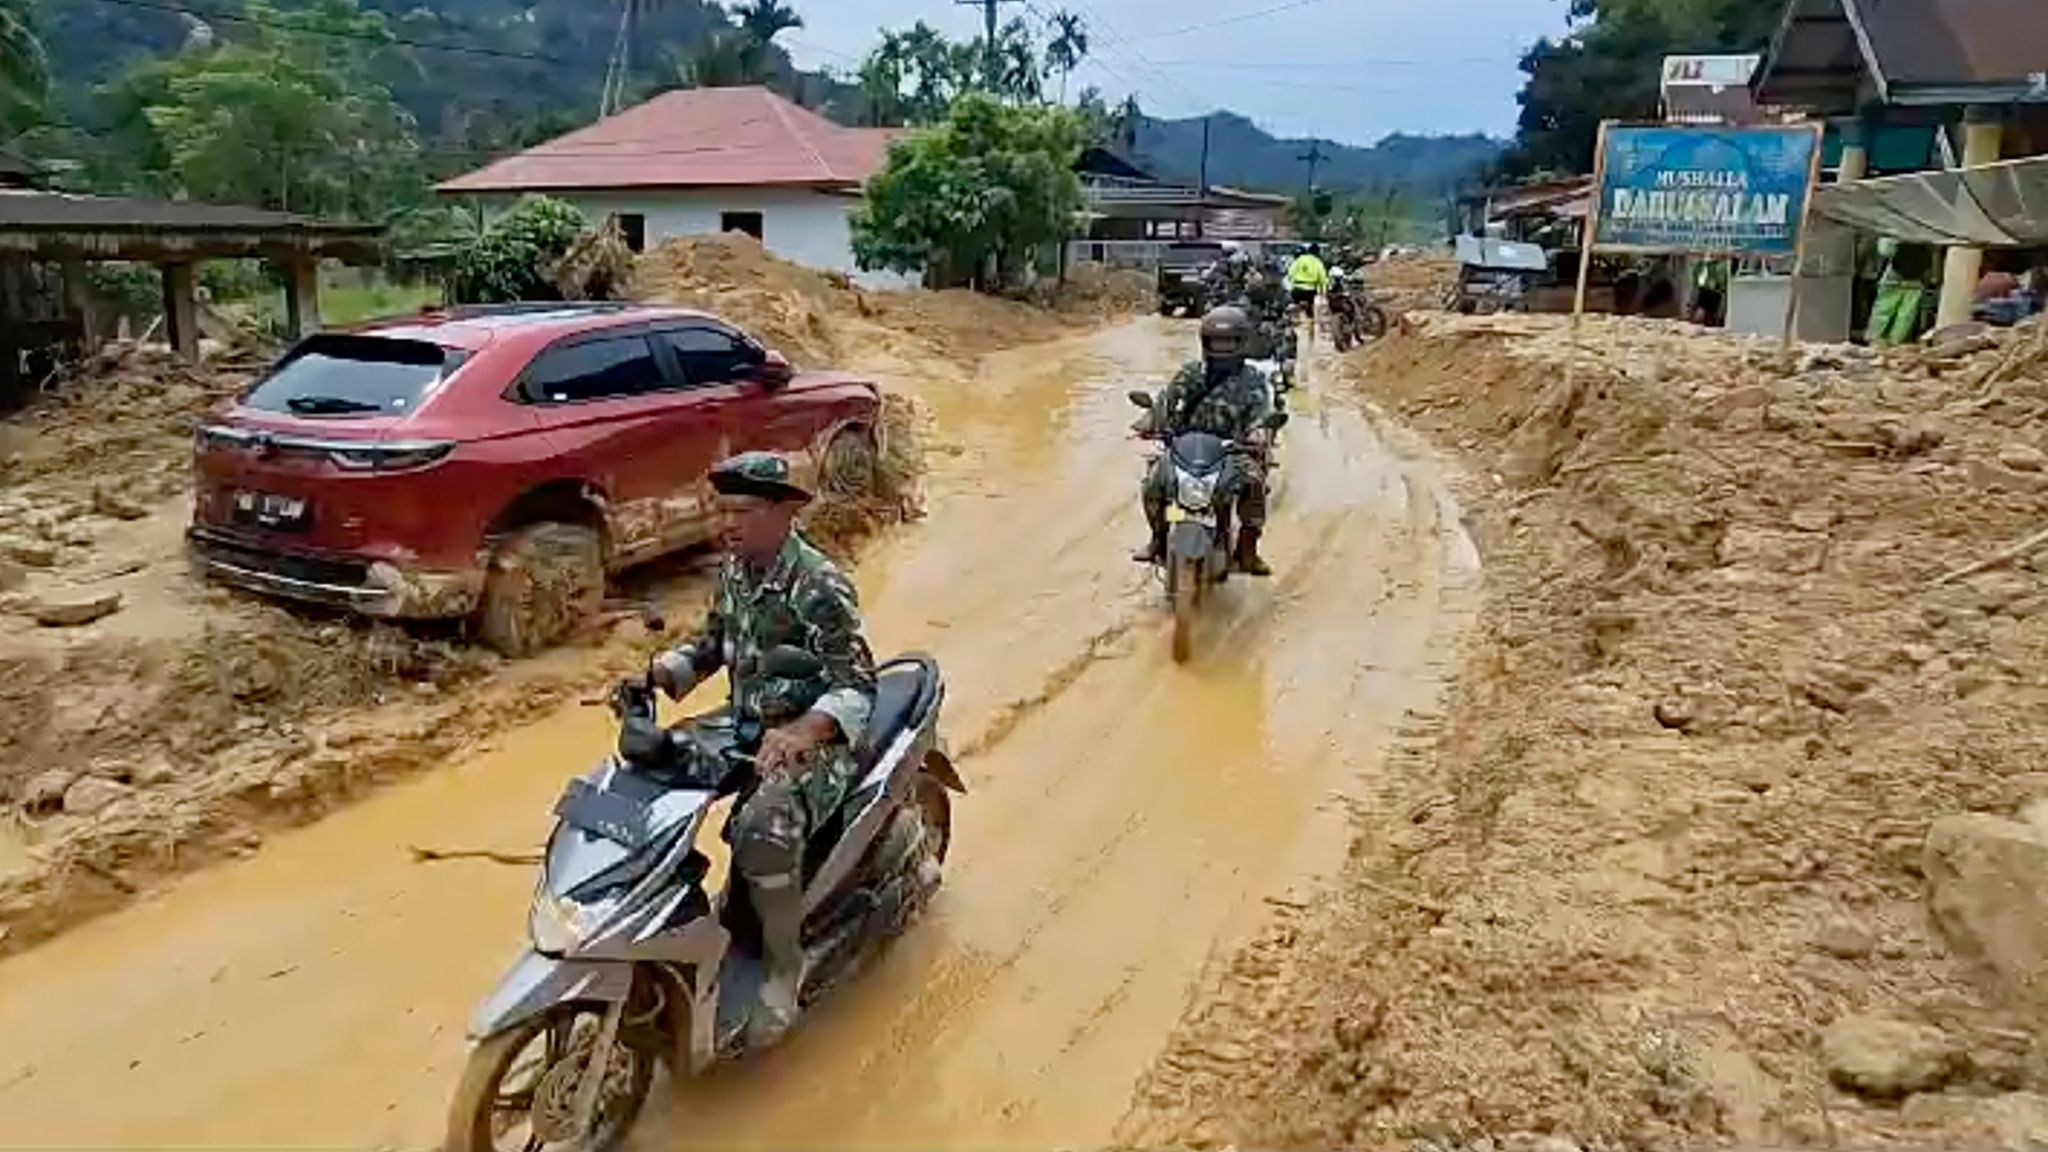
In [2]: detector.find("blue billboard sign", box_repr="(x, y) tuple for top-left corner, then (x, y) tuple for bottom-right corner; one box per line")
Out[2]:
(1592, 125), (1821, 255)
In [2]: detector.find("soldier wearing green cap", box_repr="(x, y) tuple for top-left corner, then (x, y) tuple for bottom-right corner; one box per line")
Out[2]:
(650, 451), (877, 1047)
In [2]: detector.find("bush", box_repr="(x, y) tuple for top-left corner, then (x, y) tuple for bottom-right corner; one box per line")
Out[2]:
(851, 94), (1083, 292)
(448, 195), (588, 304)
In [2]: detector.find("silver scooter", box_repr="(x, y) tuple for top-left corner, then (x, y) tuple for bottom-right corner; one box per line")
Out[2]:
(444, 642), (962, 1152)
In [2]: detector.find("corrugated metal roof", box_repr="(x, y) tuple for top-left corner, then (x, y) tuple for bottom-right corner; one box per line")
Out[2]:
(438, 86), (898, 195)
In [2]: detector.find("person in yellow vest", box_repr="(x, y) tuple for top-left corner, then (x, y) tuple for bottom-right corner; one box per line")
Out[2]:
(1285, 245), (1329, 323)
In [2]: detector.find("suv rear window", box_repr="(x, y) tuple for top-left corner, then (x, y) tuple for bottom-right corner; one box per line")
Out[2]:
(243, 334), (466, 417)
(1162, 243), (1225, 268)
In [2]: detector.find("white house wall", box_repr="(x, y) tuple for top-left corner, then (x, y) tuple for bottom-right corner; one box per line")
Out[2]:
(472, 187), (914, 290)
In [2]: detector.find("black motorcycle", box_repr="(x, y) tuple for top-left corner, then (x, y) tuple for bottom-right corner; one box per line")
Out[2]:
(1129, 392), (1287, 662)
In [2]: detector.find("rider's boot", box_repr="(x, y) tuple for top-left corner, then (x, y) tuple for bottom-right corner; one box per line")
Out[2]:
(1233, 526), (1273, 577)
(746, 876), (807, 1049)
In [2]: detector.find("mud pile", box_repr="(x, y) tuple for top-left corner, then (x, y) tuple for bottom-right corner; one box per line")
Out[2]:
(0, 240), (1137, 958)
(634, 234), (1145, 364)
(1367, 254), (1456, 315)
(1127, 315), (2048, 1150)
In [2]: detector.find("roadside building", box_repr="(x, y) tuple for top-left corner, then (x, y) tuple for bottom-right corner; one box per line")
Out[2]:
(1753, 0), (2048, 331)
(438, 86), (907, 287)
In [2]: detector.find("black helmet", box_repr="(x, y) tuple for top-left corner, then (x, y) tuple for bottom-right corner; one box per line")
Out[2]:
(1199, 305), (1252, 362)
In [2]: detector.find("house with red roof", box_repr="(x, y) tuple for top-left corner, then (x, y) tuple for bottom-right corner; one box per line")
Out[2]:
(438, 86), (906, 286)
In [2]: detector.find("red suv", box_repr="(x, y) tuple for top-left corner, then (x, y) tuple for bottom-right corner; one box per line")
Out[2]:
(189, 303), (880, 654)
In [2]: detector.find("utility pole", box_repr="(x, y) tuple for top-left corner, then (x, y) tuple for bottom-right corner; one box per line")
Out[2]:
(955, 0), (1023, 90)
(1297, 141), (1327, 194)
(1195, 114), (1212, 239)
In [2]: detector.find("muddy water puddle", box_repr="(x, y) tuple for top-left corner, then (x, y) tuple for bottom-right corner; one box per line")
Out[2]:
(0, 320), (1475, 1149)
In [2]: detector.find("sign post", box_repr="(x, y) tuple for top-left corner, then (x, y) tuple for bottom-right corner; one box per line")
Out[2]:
(1581, 121), (1825, 343)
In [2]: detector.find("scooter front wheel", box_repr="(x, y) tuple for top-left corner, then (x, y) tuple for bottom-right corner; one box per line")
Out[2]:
(1363, 305), (1389, 339)
(445, 1002), (656, 1152)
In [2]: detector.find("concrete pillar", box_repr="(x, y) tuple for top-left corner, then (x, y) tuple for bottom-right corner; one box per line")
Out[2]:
(281, 256), (321, 339)
(1936, 107), (2005, 330)
(1837, 118), (1870, 183)
(160, 261), (199, 360)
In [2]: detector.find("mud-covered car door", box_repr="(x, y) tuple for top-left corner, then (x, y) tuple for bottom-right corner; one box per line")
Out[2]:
(517, 330), (719, 564)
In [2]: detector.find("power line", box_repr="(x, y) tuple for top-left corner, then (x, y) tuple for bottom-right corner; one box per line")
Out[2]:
(1144, 55), (1520, 70)
(1133, 0), (1339, 43)
(73, 0), (586, 65)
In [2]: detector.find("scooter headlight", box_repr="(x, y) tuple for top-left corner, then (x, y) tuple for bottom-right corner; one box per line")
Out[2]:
(529, 888), (609, 955)
(1176, 470), (1218, 511)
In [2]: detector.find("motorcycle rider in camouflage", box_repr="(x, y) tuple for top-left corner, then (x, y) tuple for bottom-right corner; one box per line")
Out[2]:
(650, 451), (877, 1049)
(1134, 305), (1274, 576)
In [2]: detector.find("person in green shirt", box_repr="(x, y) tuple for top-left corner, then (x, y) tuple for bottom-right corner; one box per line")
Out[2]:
(1867, 237), (1933, 346)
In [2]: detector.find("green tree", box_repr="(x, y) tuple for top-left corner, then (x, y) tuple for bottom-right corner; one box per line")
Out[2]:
(1110, 93), (1142, 153)
(0, 0), (49, 137)
(984, 16), (1040, 103)
(734, 0), (803, 46)
(857, 21), (976, 126)
(104, 0), (421, 217)
(1044, 9), (1088, 103)
(1500, 0), (1781, 177)
(677, 0), (803, 89)
(851, 93), (1084, 291)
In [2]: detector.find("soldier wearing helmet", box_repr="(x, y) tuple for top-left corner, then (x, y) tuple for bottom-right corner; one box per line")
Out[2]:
(1133, 305), (1275, 575)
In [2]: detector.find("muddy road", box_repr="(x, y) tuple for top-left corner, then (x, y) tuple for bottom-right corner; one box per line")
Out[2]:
(0, 318), (1474, 1148)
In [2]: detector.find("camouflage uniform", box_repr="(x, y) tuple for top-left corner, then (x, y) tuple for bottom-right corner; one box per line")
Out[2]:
(1140, 358), (1273, 533)
(1203, 258), (1252, 311)
(654, 530), (877, 890)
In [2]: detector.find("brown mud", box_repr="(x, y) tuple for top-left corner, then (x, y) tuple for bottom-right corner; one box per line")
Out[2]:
(0, 239), (1143, 958)
(0, 317), (1475, 1149)
(1123, 314), (2048, 1151)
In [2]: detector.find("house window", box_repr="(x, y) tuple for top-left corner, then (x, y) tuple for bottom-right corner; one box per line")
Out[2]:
(720, 211), (764, 240)
(617, 213), (646, 253)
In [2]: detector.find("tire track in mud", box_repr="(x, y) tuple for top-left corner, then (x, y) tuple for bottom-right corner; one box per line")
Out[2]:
(0, 319), (1477, 1152)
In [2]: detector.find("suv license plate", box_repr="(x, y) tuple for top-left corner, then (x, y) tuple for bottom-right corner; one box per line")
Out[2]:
(233, 490), (309, 529)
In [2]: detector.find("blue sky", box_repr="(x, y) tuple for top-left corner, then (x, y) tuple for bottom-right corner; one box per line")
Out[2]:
(781, 0), (1573, 146)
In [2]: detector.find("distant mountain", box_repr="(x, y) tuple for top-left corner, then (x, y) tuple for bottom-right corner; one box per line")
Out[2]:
(1132, 111), (1502, 197)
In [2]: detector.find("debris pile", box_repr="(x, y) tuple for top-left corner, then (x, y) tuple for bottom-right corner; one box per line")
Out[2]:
(0, 232), (1139, 958)
(1366, 253), (1458, 315)
(1127, 313), (2048, 1150)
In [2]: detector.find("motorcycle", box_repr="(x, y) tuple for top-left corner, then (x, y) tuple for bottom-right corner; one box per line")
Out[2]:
(1129, 390), (1287, 663)
(445, 639), (964, 1152)
(1327, 272), (1389, 352)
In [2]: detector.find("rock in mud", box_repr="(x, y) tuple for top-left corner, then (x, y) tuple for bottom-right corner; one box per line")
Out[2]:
(20, 768), (78, 812)
(31, 591), (122, 627)
(0, 533), (57, 568)
(1999, 443), (2047, 473)
(1924, 813), (2048, 1024)
(61, 775), (131, 816)
(90, 485), (149, 521)
(1814, 914), (1876, 960)
(1822, 1014), (1963, 1098)
(1901, 1091), (2048, 1149)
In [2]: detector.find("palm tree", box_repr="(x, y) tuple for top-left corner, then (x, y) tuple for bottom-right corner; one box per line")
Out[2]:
(990, 17), (1039, 103)
(734, 0), (803, 46)
(1044, 10), (1088, 103)
(0, 0), (49, 136)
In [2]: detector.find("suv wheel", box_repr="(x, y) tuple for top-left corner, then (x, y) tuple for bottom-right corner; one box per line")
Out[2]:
(819, 426), (881, 498)
(476, 522), (603, 657)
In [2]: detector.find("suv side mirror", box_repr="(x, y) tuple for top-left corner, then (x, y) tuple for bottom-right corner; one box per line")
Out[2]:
(755, 348), (793, 390)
